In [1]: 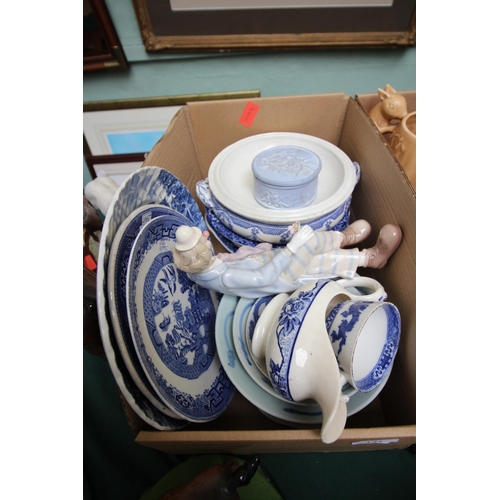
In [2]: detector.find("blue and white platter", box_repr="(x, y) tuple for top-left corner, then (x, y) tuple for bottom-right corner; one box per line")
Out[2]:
(205, 219), (239, 254)
(216, 294), (393, 426)
(206, 209), (263, 249)
(108, 204), (189, 419)
(127, 214), (235, 422)
(97, 166), (207, 429)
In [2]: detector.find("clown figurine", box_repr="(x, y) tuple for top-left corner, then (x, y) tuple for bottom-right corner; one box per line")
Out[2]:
(172, 220), (402, 299)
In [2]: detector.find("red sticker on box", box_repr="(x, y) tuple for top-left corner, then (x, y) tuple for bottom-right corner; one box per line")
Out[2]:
(239, 102), (260, 127)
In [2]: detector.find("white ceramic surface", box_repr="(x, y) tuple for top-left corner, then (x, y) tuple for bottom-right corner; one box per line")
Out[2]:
(250, 293), (290, 370)
(334, 277), (387, 302)
(96, 166), (209, 430)
(264, 280), (351, 443)
(127, 214), (235, 422)
(207, 133), (357, 224)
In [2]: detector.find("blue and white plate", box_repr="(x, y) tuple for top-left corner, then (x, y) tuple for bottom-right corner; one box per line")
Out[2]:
(108, 204), (189, 420)
(206, 209), (264, 249)
(97, 166), (207, 430)
(127, 214), (235, 422)
(205, 219), (239, 254)
(216, 294), (393, 426)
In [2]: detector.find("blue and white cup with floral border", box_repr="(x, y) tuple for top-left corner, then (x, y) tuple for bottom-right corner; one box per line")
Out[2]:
(326, 300), (401, 393)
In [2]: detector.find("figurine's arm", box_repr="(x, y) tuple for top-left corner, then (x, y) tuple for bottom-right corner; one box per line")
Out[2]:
(220, 225), (314, 291)
(221, 249), (294, 290)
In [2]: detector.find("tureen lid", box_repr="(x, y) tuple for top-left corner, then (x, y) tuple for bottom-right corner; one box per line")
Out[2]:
(252, 145), (322, 187)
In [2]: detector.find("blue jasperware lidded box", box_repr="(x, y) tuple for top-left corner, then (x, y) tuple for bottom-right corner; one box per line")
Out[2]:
(251, 145), (322, 210)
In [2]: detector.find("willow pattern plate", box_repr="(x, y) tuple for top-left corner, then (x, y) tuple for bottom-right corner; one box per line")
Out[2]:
(127, 214), (235, 422)
(108, 204), (188, 419)
(96, 166), (207, 429)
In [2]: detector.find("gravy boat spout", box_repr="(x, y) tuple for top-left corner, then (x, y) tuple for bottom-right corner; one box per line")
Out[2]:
(265, 280), (351, 444)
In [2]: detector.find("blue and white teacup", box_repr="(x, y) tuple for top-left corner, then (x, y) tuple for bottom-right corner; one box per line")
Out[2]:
(326, 300), (401, 393)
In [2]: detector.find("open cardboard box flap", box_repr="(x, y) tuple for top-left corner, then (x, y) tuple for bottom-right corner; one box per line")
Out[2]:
(125, 93), (416, 453)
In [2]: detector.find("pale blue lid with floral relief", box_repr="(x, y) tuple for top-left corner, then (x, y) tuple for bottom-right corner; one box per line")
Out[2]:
(252, 145), (322, 187)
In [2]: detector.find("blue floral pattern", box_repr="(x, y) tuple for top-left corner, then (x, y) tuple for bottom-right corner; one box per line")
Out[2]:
(196, 178), (352, 245)
(98, 166), (209, 429)
(326, 301), (401, 392)
(128, 214), (235, 421)
(268, 280), (330, 401)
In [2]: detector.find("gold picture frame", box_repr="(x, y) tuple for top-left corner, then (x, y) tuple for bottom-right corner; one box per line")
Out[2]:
(132, 0), (415, 52)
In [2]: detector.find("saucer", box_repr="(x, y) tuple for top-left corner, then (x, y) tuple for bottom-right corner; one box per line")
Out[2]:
(208, 133), (357, 224)
(96, 166), (206, 429)
(108, 204), (188, 419)
(127, 214), (235, 422)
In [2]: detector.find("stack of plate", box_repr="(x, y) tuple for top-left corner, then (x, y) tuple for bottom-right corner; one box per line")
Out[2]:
(96, 166), (235, 430)
(214, 291), (393, 429)
(197, 132), (360, 251)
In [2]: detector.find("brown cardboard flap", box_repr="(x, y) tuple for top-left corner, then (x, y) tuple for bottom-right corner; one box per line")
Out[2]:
(142, 107), (206, 214)
(187, 93), (350, 177)
(339, 98), (416, 422)
(136, 425), (416, 455)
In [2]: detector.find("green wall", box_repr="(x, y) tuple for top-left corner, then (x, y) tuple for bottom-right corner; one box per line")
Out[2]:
(83, 0), (416, 186)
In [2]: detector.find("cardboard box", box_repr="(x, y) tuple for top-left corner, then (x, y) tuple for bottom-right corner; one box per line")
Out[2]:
(355, 89), (416, 194)
(124, 93), (416, 454)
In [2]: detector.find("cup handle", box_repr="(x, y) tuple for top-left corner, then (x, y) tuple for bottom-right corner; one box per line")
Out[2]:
(336, 277), (387, 302)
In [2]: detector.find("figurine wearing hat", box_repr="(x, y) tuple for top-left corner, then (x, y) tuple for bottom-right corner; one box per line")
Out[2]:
(173, 221), (401, 299)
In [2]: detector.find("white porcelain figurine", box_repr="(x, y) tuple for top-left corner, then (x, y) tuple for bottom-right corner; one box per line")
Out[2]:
(172, 220), (402, 299)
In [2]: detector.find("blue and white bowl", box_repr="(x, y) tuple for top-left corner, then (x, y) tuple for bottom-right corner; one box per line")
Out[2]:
(326, 300), (401, 393)
(197, 178), (353, 245)
(207, 133), (359, 225)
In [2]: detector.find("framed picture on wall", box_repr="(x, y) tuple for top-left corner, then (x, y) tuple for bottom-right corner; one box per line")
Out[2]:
(132, 0), (415, 52)
(84, 153), (147, 185)
(84, 0), (128, 72)
(83, 90), (261, 156)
